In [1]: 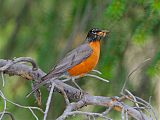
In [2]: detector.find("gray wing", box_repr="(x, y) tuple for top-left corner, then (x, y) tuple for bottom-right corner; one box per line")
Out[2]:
(42, 43), (93, 80)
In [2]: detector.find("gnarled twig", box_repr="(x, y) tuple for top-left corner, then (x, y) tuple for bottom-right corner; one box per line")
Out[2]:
(0, 58), (155, 120)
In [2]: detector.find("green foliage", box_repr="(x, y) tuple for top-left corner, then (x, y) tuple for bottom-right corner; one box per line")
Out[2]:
(105, 0), (126, 21)
(0, 0), (160, 119)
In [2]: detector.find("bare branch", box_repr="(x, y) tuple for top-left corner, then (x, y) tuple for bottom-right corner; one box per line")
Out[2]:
(121, 58), (151, 94)
(29, 108), (39, 120)
(91, 69), (102, 74)
(124, 89), (158, 120)
(135, 96), (158, 120)
(57, 111), (112, 120)
(56, 100), (86, 120)
(0, 57), (38, 72)
(0, 72), (5, 87)
(0, 90), (44, 120)
(0, 58), (155, 120)
(85, 74), (109, 82)
(43, 82), (55, 120)
(125, 89), (144, 118)
(102, 107), (113, 116)
(0, 90), (7, 120)
(0, 112), (15, 120)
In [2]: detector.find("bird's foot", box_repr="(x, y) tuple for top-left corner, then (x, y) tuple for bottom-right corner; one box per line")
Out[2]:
(71, 78), (86, 99)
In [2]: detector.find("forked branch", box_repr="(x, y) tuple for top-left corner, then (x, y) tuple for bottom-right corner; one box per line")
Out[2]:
(0, 58), (157, 120)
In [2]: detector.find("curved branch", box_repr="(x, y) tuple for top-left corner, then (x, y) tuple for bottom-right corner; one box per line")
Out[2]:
(0, 57), (38, 72)
(0, 58), (153, 120)
(0, 112), (15, 120)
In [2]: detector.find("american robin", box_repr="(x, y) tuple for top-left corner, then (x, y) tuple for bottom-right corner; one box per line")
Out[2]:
(27, 28), (109, 96)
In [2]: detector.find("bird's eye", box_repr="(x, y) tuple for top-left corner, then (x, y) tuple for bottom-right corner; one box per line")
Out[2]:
(91, 29), (97, 34)
(89, 28), (101, 35)
(91, 31), (96, 34)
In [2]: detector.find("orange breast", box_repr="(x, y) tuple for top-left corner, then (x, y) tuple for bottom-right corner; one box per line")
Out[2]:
(68, 41), (100, 76)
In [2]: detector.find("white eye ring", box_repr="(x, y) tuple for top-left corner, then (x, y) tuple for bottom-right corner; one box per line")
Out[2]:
(91, 31), (96, 34)
(92, 32), (95, 34)
(91, 28), (100, 34)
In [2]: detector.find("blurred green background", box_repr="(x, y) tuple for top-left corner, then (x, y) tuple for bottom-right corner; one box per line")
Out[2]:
(0, 0), (160, 119)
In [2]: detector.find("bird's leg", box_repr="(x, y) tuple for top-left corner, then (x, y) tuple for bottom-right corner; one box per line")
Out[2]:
(72, 78), (82, 91)
(61, 76), (84, 99)
(71, 78), (84, 99)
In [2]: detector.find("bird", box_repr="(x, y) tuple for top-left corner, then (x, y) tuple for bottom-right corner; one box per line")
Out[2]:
(42, 28), (108, 80)
(27, 28), (109, 97)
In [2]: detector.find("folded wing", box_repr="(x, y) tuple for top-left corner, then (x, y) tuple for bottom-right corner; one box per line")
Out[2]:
(42, 43), (93, 80)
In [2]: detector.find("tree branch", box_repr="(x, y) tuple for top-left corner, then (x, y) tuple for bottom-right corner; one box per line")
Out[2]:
(0, 58), (155, 120)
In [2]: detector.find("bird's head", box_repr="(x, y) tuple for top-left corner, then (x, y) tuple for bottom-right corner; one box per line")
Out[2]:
(86, 28), (109, 42)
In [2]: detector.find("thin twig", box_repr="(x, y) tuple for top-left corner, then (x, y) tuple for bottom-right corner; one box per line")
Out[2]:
(62, 76), (80, 82)
(85, 74), (109, 82)
(43, 82), (55, 120)
(123, 94), (151, 110)
(55, 84), (70, 105)
(128, 58), (151, 78)
(0, 57), (38, 72)
(32, 82), (42, 107)
(1, 72), (5, 87)
(125, 89), (145, 120)
(124, 90), (157, 120)
(92, 69), (102, 74)
(135, 96), (158, 120)
(0, 90), (44, 120)
(125, 110), (128, 120)
(0, 112), (15, 120)
(125, 89), (141, 109)
(121, 108), (125, 120)
(58, 111), (112, 120)
(70, 111), (112, 120)
(102, 107), (113, 116)
(29, 108), (39, 120)
(0, 91), (7, 120)
(62, 78), (72, 82)
(7, 99), (44, 113)
(121, 58), (151, 94)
